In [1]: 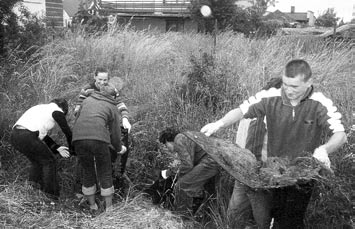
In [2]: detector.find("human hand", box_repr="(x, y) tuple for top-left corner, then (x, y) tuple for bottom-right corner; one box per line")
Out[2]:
(200, 120), (224, 137)
(118, 145), (127, 155)
(57, 146), (70, 158)
(122, 117), (131, 133)
(313, 146), (330, 168)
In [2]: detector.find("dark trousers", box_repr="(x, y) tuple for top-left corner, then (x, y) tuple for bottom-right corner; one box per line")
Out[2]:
(73, 140), (113, 193)
(10, 128), (59, 197)
(74, 145), (117, 194)
(174, 154), (219, 214)
(272, 183), (314, 229)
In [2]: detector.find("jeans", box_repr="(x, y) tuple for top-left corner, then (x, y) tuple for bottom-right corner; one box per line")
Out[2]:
(228, 181), (272, 229)
(73, 140), (114, 197)
(10, 127), (59, 197)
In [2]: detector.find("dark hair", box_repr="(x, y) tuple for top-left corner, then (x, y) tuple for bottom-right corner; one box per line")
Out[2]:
(51, 98), (68, 115)
(159, 128), (180, 144)
(95, 67), (108, 76)
(285, 59), (312, 81)
(262, 77), (282, 90)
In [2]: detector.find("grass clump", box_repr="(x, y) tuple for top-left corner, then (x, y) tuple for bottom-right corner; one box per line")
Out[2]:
(0, 27), (353, 228)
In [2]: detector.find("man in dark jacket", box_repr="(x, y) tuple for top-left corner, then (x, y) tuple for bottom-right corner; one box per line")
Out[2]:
(158, 128), (219, 218)
(72, 84), (126, 212)
(201, 59), (347, 228)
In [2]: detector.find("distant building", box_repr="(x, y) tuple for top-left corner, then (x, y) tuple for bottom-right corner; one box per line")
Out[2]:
(20, 0), (80, 27)
(96, 0), (196, 32)
(284, 6), (315, 27)
(264, 6), (315, 27)
(22, 0), (64, 27)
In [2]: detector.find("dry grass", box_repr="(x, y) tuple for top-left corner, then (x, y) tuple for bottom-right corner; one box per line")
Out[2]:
(0, 27), (353, 228)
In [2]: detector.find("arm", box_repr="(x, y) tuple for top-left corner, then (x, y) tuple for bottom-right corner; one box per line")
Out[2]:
(116, 101), (131, 132)
(200, 108), (244, 136)
(110, 109), (122, 152)
(201, 89), (273, 136)
(321, 131), (347, 154)
(52, 111), (72, 149)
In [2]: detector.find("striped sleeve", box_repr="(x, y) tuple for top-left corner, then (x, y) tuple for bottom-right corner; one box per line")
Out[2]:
(310, 92), (345, 133)
(117, 102), (129, 119)
(240, 88), (281, 116)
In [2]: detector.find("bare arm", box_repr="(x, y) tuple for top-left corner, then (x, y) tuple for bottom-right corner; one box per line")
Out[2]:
(218, 108), (244, 128)
(201, 108), (244, 136)
(321, 131), (347, 154)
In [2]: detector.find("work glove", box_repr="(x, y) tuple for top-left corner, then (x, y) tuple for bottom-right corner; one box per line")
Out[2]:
(200, 120), (224, 137)
(313, 146), (331, 169)
(122, 117), (131, 133)
(57, 146), (70, 158)
(118, 145), (127, 155)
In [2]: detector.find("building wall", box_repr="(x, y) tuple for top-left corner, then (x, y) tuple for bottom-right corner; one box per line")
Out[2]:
(117, 16), (197, 33)
(307, 11), (315, 27)
(21, 0), (64, 27)
(46, 0), (63, 27)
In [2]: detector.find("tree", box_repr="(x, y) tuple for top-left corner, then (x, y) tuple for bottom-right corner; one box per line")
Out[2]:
(189, 0), (278, 37)
(0, 0), (22, 55)
(315, 8), (339, 27)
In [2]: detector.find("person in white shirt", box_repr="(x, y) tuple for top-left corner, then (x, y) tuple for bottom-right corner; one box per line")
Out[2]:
(10, 98), (72, 199)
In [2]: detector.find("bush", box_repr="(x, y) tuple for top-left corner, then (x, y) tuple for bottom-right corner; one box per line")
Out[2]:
(0, 29), (353, 228)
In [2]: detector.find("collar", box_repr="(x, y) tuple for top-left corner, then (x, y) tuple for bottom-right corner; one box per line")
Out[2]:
(281, 85), (314, 106)
(90, 91), (119, 105)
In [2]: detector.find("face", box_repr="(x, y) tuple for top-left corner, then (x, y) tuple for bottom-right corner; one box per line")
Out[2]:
(94, 72), (109, 88)
(282, 74), (312, 102)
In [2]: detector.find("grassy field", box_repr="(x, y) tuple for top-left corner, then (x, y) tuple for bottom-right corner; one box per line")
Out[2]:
(0, 27), (353, 228)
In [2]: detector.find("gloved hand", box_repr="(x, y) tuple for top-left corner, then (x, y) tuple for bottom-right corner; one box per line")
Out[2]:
(313, 146), (330, 168)
(118, 145), (127, 155)
(122, 117), (131, 133)
(200, 120), (224, 137)
(57, 146), (70, 158)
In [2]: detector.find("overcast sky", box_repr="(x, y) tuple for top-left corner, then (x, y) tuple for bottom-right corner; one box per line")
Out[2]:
(268, 0), (355, 22)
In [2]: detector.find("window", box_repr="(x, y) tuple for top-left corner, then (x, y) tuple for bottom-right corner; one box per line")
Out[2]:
(166, 19), (184, 32)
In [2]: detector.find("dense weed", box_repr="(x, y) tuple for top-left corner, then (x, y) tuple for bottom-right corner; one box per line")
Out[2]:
(0, 28), (353, 228)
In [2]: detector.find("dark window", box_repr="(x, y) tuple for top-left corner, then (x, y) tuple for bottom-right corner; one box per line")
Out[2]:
(166, 20), (184, 32)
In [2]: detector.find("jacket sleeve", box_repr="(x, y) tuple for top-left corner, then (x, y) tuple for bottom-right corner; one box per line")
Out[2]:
(109, 108), (122, 152)
(75, 83), (95, 106)
(43, 135), (60, 154)
(52, 111), (72, 149)
(114, 95), (129, 119)
(312, 93), (345, 134)
(240, 88), (280, 119)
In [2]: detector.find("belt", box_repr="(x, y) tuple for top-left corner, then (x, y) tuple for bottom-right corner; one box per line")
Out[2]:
(13, 125), (27, 130)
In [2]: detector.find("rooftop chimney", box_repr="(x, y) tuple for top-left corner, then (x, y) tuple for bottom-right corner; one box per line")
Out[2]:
(291, 6), (295, 13)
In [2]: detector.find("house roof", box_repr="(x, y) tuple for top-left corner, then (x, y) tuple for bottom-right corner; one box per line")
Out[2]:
(63, 0), (81, 17)
(263, 10), (296, 23)
(285, 12), (308, 22)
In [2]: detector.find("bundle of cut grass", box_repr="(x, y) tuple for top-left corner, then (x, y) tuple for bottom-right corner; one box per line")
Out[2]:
(183, 131), (332, 189)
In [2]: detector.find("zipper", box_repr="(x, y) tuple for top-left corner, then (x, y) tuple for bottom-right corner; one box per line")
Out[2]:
(292, 108), (295, 120)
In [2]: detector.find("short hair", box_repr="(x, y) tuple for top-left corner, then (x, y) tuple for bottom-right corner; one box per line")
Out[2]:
(50, 98), (68, 115)
(159, 128), (180, 144)
(285, 59), (312, 81)
(262, 77), (282, 90)
(100, 83), (117, 97)
(95, 67), (108, 76)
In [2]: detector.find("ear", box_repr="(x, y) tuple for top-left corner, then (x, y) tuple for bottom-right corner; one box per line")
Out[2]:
(305, 77), (313, 86)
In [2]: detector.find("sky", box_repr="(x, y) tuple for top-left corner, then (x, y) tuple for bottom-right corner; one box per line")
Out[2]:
(268, 0), (355, 22)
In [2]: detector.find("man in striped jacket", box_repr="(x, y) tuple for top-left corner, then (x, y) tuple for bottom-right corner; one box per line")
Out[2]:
(201, 59), (347, 228)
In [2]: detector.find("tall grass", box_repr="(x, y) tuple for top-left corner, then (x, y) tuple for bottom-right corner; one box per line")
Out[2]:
(0, 27), (353, 228)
